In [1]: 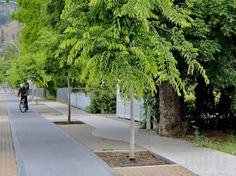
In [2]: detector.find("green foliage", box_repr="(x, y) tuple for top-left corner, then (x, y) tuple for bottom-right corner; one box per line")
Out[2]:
(89, 88), (116, 114)
(181, 0), (236, 130)
(1, 45), (19, 60)
(193, 125), (202, 144)
(139, 118), (147, 129)
(61, 0), (208, 99)
(6, 60), (18, 87)
(230, 89), (236, 115)
(8, 0), (235, 132)
(184, 98), (196, 118)
(187, 0), (236, 89)
(141, 90), (159, 129)
(0, 59), (5, 83)
(6, 0), (49, 86)
(8, 0), (80, 89)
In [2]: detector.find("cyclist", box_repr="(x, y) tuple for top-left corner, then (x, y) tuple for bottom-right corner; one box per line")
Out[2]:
(18, 83), (28, 111)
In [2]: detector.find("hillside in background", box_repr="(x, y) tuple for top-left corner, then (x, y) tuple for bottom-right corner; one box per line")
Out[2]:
(0, 1), (19, 57)
(0, 1), (19, 44)
(1, 21), (19, 41)
(0, 1), (17, 25)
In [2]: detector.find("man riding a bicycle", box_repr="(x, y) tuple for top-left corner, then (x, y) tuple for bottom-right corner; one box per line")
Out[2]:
(18, 83), (28, 111)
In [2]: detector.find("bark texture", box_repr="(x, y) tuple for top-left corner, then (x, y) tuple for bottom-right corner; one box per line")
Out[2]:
(159, 82), (182, 136)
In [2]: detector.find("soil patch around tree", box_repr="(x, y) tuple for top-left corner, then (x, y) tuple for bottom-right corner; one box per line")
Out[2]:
(54, 121), (85, 125)
(95, 151), (171, 168)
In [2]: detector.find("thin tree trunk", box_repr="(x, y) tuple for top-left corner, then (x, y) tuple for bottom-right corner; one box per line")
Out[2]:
(159, 81), (182, 136)
(129, 90), (135, 160)
(68, 78), (71, 124)
(36, 88), (38, 105)
(146, 105), (151, 130)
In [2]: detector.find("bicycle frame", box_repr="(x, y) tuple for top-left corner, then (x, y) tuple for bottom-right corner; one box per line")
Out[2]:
(19, 99), (27, 113)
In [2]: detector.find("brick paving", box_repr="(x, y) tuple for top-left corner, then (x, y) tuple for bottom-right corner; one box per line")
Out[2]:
(113, 165), (198, 176)
(0, 101), (18, 176)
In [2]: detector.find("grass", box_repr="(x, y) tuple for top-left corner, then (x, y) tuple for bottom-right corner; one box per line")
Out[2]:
(46, 95), (56, 101)
(194, 133), (236, 156)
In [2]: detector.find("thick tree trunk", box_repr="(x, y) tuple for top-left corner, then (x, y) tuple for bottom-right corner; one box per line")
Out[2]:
(159, 82), (182, 136)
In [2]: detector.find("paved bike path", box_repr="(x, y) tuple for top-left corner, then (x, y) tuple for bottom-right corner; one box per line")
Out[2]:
(43, 100), (236, 176)
(6, 97), (116, 176)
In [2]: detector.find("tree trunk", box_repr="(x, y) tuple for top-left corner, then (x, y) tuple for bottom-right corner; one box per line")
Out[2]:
(129, 90), (135, 160)
(146, 105), (151, 130)
(159, 81), (182, 136)
(68, 78), (71, 124)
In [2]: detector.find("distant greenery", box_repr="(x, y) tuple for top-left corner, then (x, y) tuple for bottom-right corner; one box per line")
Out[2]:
(0, 59), (5, 83)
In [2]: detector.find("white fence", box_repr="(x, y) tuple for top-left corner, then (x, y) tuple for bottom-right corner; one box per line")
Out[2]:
(116, 88), (144, 121)
(71, 91), (91, 111)
(56, 87), (144, 121)
(29, 88), (46, 102)
(57, 88), (68, 103)
(57, 88), (91, 111)
(34, 88), (46, 98)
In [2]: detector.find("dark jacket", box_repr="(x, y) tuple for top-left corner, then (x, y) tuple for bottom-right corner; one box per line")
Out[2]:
(18, 87), (27, 97)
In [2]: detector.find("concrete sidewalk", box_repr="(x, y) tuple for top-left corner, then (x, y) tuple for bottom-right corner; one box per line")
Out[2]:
(39, 100), (236, 176)
(5, 96), (116, 176)
(0, 99), (18, 176)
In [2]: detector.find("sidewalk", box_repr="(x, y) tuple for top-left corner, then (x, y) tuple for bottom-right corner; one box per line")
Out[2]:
(38, 99), (236, 176)
(5, 95), (116, 176)
(0, 99), (18, 176)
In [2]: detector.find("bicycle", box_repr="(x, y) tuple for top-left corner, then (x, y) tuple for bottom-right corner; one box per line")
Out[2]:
(19, 98), (28, 113)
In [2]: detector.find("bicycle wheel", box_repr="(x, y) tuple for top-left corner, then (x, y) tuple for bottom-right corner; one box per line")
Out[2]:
(19, 100), (26, 113)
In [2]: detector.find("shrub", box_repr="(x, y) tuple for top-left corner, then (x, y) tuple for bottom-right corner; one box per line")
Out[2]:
(89, 88), (116, 114)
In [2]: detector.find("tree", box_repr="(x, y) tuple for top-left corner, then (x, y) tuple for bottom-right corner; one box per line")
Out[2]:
(8, 0), (51, 87)
(186, 0), (236, 131)
(60, 1), (209, 161)
(6, 59), (21, 87)
(11, 0), (83, 123)
(0, 59), (5, 84)
(1, 44), (18, 60)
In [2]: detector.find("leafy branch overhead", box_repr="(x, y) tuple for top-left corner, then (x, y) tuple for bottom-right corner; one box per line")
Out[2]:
(61, 0), (208, 98)
(5, 0), (236, 135)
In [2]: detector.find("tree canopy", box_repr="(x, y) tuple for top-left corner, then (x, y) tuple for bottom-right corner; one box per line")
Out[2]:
(6, 0), (236, 135)
(60, 0), (209, 99)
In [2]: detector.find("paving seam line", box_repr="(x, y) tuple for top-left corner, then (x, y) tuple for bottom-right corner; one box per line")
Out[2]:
(112, 164), (180, 169)
(7, 116), (19, 176)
